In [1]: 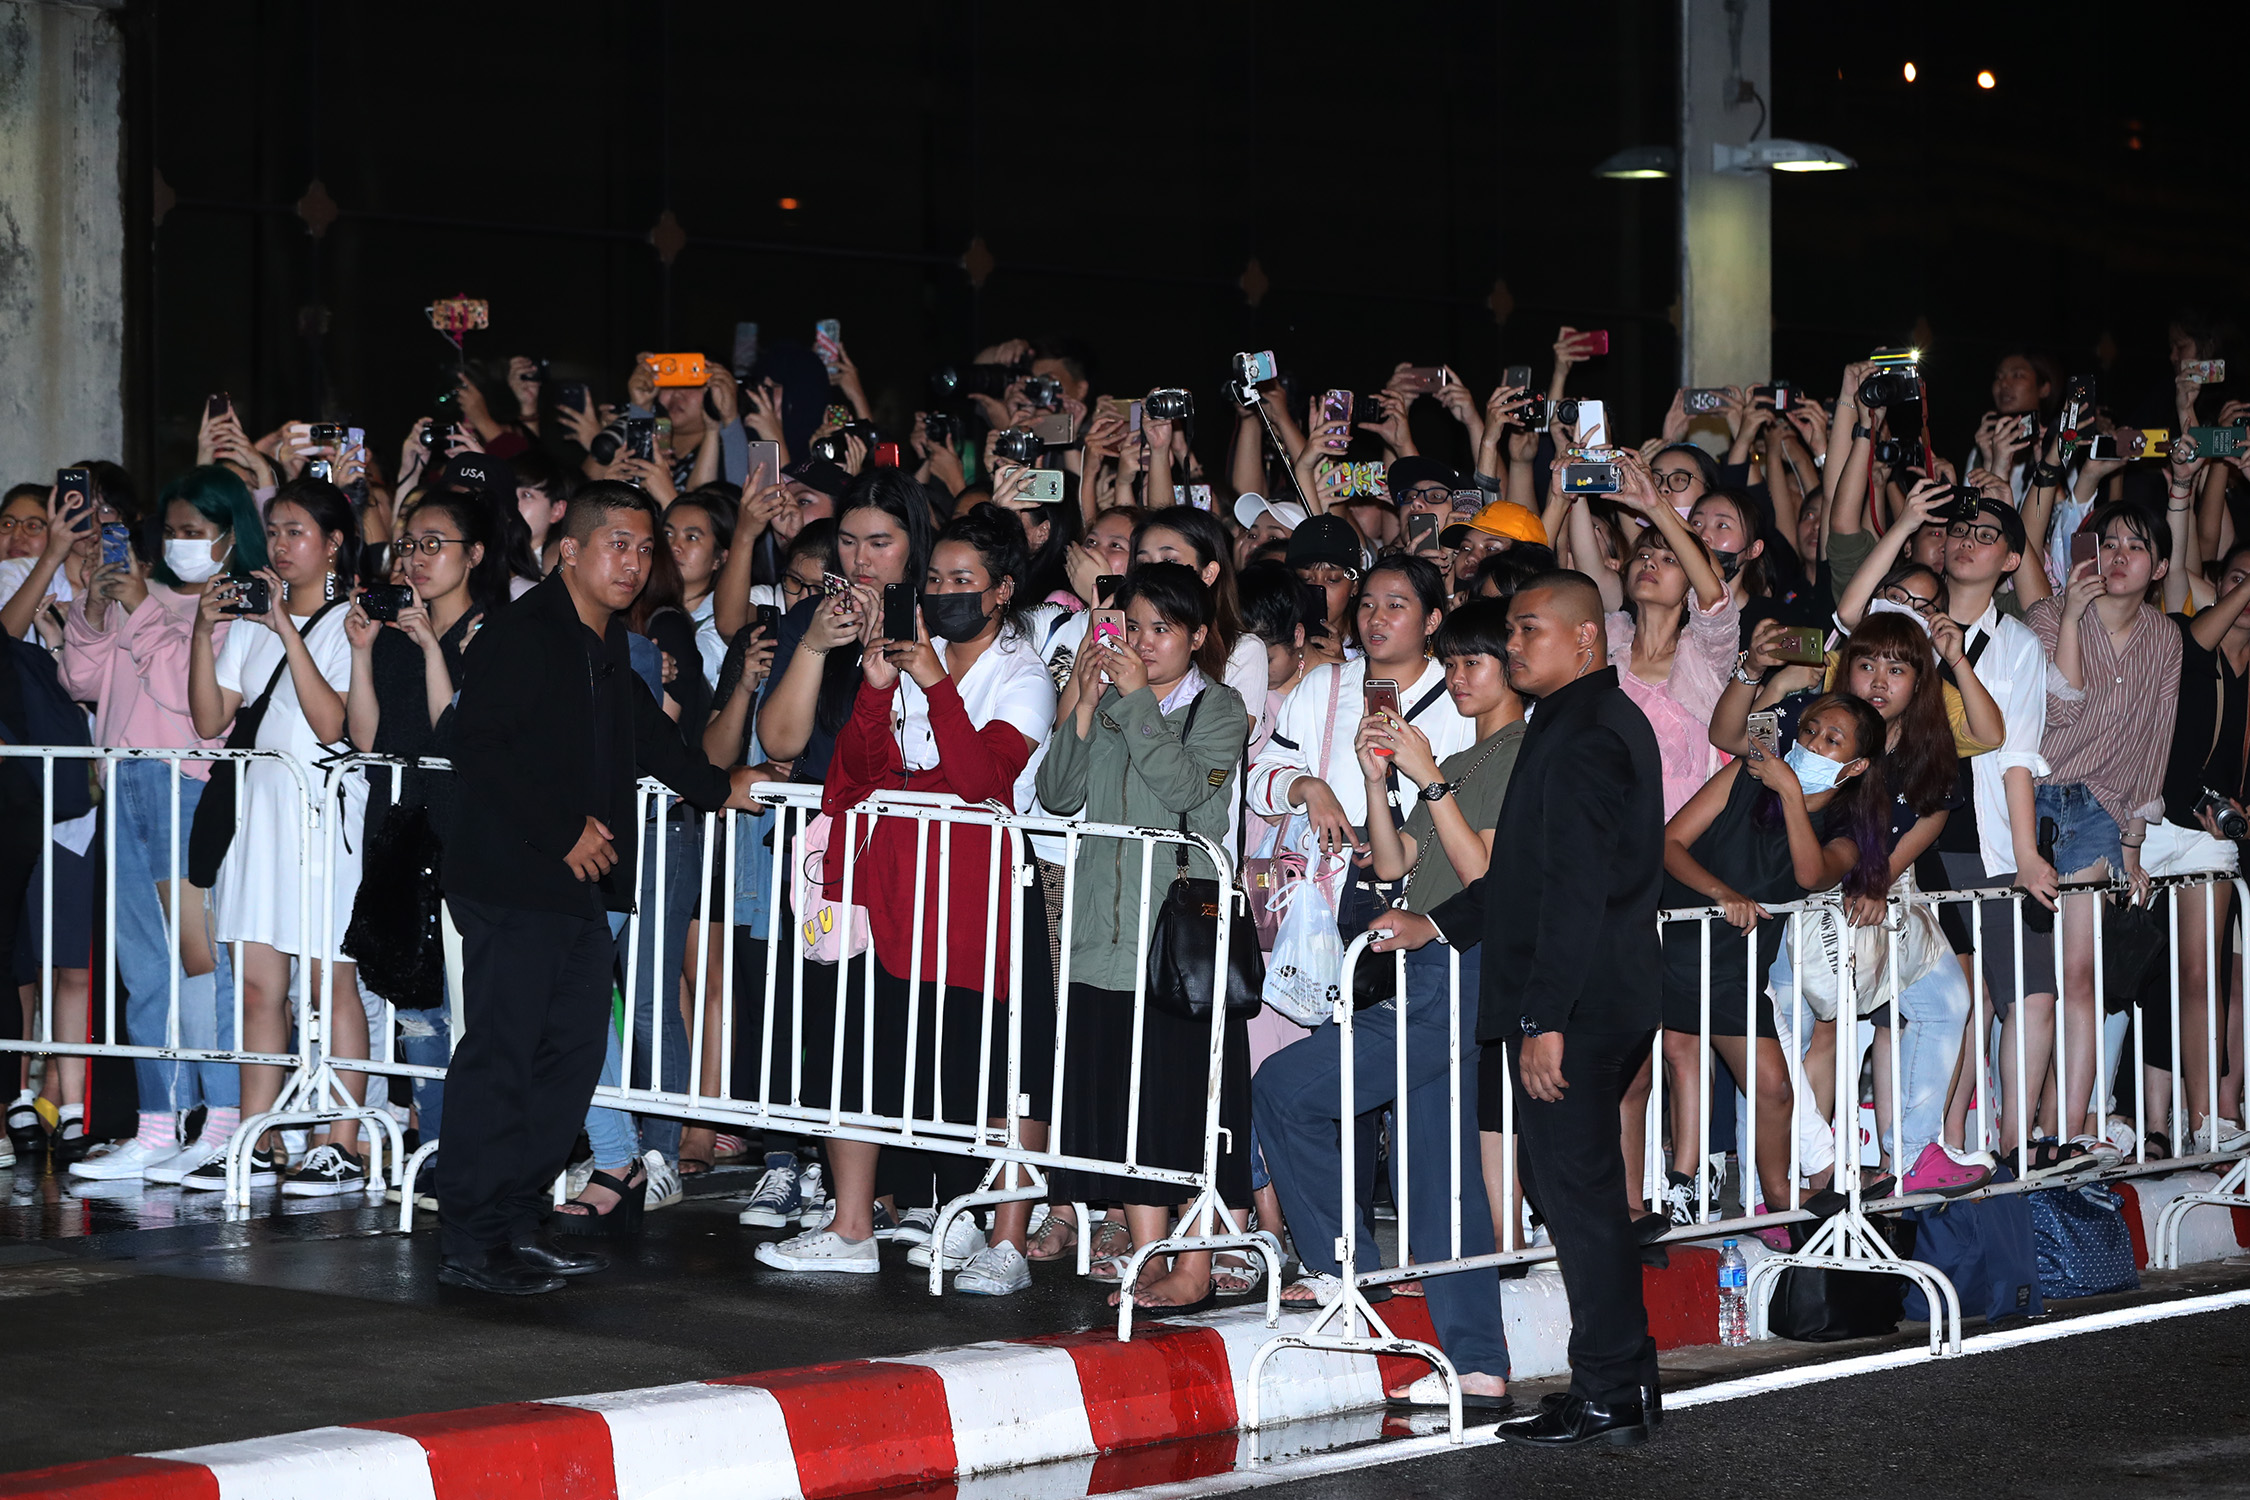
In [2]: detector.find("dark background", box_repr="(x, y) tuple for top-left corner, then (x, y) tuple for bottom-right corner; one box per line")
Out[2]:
(120, 0), (2250, 487)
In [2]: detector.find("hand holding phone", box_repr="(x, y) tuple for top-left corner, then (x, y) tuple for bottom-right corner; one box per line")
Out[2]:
(1363, 679), (1402, 754)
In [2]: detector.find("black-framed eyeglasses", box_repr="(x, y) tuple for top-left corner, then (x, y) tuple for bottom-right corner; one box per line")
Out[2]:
(1653, 469), (1700, 493)
(1878, 587), (1938, 617)
(780, 574), (818, 601)
(1402, 485), (1452, 505)
(398, 535), (469, 556)
(1945, 521), (2005, 547)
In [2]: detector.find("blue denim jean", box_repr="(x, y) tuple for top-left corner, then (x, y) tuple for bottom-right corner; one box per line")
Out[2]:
(396, 1004), (449, 1142)
(1770, 935), (1971, 1169)
(111, 758), (238, 1111)
(2036, 781), (2123, 878)
(582, 808), (705, 1169)
(1252, 945), (1508, 1378)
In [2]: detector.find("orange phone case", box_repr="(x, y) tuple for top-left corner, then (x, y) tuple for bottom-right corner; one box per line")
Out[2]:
(645, 353), (708, 387)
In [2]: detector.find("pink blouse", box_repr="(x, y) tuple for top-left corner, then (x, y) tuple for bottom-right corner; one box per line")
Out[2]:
(1606, 593), (1741, 820)
(58, 585), (232, 779)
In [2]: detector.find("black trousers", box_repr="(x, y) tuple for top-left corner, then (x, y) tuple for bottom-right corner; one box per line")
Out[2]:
(1493, 1027), (1660, 1406)
(438, 896), (615, 1261)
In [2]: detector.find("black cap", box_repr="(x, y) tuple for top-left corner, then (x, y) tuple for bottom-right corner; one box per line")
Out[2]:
(438, 453), (516, 497)
(1286, 513), (1364, 576)
(1386, 455), (1460, 503)
(1968, 494), (2028, 553)
(782, 457), (851, 498)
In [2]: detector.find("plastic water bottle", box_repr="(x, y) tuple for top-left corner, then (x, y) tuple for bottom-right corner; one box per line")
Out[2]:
(1718, 1239), (1749, 1347)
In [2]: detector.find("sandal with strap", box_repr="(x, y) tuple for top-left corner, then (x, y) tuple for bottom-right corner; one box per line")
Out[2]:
(1026, 1209), (1079, 1263)
(554, 1160), (649, 1238)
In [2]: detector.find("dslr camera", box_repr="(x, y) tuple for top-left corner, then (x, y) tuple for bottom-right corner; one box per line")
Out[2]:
(923, 411), (963, 447)
(929, 361), (1029, 401)
(2199, 789), (2250, 841)
(1020, 373), (1063, 411)
(1857, 349), (1923, 409)
(1143, 388), (1193, 423)
(992, 427), (1043, 465)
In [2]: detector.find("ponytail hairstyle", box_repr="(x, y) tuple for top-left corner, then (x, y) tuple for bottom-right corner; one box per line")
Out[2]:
(1129, 507), (1243, 660)
(268, 477), (361, 593)
(1115, 559), (1227, 681)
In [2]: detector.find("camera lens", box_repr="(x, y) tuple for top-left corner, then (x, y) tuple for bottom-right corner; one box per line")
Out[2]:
(1144, 388), (1193, 422)
(993, 428), (1041, 465)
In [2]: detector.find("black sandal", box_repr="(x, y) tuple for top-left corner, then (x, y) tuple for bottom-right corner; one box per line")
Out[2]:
(554, 1160), (649, 1238)
(2144, 1131), (2172, 1161)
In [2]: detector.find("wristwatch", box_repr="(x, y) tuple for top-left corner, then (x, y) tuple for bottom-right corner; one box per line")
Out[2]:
(1519, 1016), (1546, 1038)
(1732, 650), (1764, 687)
(1852, 422), (1871, 440)
(1419, 779), (1456, 803)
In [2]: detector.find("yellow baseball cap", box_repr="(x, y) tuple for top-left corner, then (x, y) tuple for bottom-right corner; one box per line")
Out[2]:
(1441, 499), (1547, 549)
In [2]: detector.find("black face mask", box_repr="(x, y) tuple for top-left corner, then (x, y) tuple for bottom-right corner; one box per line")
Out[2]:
(922, 589), (991, 642)
(1714, 548), (1746, 582)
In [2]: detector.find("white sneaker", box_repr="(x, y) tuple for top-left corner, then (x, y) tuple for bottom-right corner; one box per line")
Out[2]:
(954, 1242), (1031, 1297)
(754, 1226), (880, 1274)
(145, 1138), (226, 1186)
(891, 1205), (938, 1247)
(67, 1138), (166, 1181)
(0, 1135), (13, 1169)
(643, 1150), (684, 1210)
(905, 1213), (987, 1270)
(2195, 1116), (2250, 1154)
(384, 1183), (440, 1212)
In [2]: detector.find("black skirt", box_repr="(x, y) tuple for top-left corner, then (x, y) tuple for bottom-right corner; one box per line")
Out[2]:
(1054, 981), (1251, 1208)
(796, 878), (1058, 1126)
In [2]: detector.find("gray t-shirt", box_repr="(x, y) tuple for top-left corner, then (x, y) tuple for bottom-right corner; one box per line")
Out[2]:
(1399, 722), (1525, 915)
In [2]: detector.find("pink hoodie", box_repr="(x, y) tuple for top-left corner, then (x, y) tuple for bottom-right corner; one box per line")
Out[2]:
(58, 585), (232, 778)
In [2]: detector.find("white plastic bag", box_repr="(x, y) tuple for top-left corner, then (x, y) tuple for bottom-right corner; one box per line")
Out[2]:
(1262, 847), (1348, 1027)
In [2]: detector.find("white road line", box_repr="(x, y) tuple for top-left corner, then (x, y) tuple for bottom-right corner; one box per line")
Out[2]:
(1107, 1289), (2250, 1499)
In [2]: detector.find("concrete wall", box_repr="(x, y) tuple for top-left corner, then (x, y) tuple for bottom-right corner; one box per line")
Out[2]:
(0, 0), (124, 479)
(1678, 0), (1771, 389)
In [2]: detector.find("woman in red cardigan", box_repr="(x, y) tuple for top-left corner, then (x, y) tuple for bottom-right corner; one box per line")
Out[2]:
(755, 499), (1060, 1297)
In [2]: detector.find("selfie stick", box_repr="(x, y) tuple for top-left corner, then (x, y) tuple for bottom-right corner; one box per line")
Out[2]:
(1230, 377), (1315, 511)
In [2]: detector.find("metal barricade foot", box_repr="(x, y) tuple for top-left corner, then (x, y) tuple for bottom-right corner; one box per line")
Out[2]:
(2153, 1156), (2250, 1269)
(924, 1163), (1051, 1296)
(396, 1140), (440, 1232)
(1743, 1209), (1963, 1357)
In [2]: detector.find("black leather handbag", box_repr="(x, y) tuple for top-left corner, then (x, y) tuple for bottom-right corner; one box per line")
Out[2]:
(1144, 690), (1265, 1022)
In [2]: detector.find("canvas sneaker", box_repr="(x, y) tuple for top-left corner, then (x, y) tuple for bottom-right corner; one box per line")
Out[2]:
(737, 1153), (805, 1227)
(144, 1138), (226, 1186)
(954, 1242), (1032, 1297)
(643, 1150), (684, 1210)
(67, 1138), (166, 1182)
(796, 1163), (830, 1227)
(1660, 1160), (1724, 1227)
(182, 1148), (279, 1192)
(754, 1227), (880, 1274)
(1902, 1141), (1993, 1199)
(281, 1144), (369, 1197)
(906, 1213), (988, 1270)
(2193, 1116), (2250, 1154)
(891, 1204), (938, 1247)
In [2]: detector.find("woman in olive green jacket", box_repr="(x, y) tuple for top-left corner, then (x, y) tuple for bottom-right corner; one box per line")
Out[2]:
(1036, 563), (1251, 1311)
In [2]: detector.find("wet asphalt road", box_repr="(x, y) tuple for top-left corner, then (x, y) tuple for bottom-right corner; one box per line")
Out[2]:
(1246, 1306), (2250, 1500)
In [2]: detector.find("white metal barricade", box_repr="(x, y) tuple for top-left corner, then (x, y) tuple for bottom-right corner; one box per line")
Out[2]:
(0, 744), (398, 1205)
(318, 756), (1279, 1335)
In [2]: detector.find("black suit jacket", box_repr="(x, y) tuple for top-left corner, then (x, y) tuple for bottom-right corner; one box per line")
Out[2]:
(443, 572), (734, 917)
(1426, 667), (1664, 1040)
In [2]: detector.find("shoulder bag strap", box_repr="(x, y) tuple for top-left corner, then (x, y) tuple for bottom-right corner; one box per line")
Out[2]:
(233, 599), (345, 745)
(1174, 685), (1206, 875)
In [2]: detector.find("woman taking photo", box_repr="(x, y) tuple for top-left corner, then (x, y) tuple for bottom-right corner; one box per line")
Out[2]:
(1650, 694), (1891, 1234)
(342, 490), (507, 1160)
(1131, 507), (1271, 759)
(665, 488), (735, 691)
(53, 466), (265, 1183)
(1037, 562), (1251, 1311)
(185, 478), (374, 1195)
(755, 500), (1057, 1297)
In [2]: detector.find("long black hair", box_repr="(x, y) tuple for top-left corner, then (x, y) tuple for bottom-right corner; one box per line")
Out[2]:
(810, 470), (936, 738)
(1115, 559), (1228, 680)
(1130, 507), (1242, 659)
(1751, 692), (1891, 902)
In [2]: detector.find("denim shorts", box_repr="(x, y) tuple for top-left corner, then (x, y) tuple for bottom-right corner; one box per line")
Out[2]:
(2034, 782), (2123, 879)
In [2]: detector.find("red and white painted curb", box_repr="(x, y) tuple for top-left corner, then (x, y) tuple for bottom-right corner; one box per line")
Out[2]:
(8, 1172), (2246, 1500)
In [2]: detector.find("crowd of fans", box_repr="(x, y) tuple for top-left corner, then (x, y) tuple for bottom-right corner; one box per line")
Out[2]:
(5, 312), (2249, 1314)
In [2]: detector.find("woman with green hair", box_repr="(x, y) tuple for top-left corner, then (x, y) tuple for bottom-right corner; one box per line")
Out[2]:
(47, 466), (267, 1184)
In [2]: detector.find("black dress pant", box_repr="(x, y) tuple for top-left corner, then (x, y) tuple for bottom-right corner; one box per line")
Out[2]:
(438, 896), (616, 1261)
(1492, 1027), (1661, 1406)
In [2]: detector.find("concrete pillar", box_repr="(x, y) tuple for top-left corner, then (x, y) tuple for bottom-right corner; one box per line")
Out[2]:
(0, 0), (126, 476)
(1677, 0), (1769, 389)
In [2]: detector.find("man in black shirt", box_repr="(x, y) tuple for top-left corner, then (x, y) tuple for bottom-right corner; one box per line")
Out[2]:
(1373, 571), (1666, 1447)
(439, 482), (763, 1295)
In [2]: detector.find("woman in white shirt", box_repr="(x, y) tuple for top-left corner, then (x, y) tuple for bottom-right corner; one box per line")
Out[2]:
(186, 479), (374, 1197)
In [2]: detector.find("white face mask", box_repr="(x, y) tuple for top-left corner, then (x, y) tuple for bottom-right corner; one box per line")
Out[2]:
(165, 537), (229, 583)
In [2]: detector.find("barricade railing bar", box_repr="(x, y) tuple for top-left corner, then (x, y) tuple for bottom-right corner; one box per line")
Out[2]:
(1252, 868), (2250, 1441)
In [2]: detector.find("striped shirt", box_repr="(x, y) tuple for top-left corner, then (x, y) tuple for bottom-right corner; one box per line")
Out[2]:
(2024, 597), (2182, 832)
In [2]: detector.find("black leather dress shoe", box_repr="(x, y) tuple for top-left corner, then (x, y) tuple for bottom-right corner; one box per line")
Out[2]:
(438, 1253), (566, 1296)
(511, 1231), (609, 1277)
(1499, 1392), (1648, 1448)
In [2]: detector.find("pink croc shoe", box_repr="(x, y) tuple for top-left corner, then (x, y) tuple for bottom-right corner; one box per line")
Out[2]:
(1903, 1141), (1993, 1199)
